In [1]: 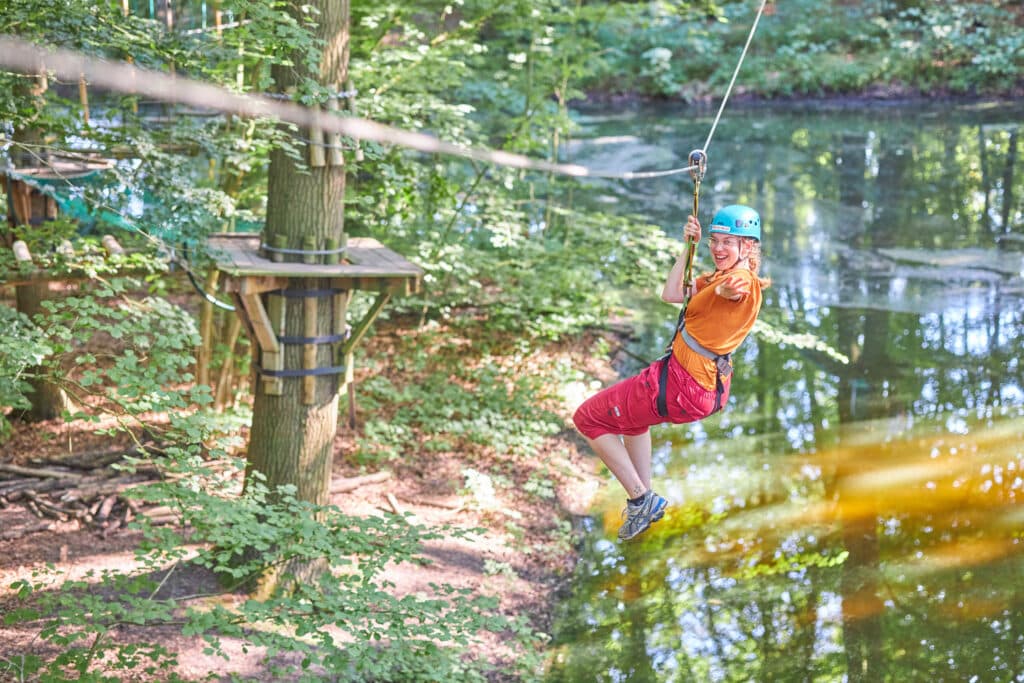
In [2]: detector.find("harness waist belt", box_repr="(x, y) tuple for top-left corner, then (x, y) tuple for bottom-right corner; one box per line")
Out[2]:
(681, 327), (733, 378)
(657, 326), (733, 418)
(680, 328), (718, 360)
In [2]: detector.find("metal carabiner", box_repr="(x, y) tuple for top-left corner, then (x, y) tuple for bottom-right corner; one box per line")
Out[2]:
(688, 149), (707, 184)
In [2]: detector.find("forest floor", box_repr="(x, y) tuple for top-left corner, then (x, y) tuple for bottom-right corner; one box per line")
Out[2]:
(0, 321), (620, 681)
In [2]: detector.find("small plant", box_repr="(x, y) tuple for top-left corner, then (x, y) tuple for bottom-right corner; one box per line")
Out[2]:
(639, 46), (684, 97)
(483, 559), (519, 580)
(462, 467), (501, 511)
(0, 305), (51, 440)
(523, 472), (557, 500)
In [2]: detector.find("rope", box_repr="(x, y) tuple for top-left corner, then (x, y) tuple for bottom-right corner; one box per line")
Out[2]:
(0, 37), (618, 180)
(702, 0), (771, 155)
(0, 23), (761, 183)
(583, 164), (700, 180)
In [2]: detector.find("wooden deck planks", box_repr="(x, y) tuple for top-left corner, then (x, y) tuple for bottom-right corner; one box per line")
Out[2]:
(208, 234), (422, 282)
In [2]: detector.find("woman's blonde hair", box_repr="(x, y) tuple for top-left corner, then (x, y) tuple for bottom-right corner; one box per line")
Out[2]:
(743, 238), (771, 288)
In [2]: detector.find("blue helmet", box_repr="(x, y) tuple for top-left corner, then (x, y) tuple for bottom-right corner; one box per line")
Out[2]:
(709, 205), (761, 241)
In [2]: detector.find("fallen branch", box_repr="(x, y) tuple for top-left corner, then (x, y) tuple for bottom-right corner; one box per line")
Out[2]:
(30, 442), (159, 471)
(1, 521), (55, 541)
(385, 493), (403, 515)
(395, 493), (464, 511)
(329, 470), (392, 494)
(25, 491), (70, 522)
(0, 463), (83, 480)
(95, 493), (118, 521)
(60, 474), (150, 503)
(3, 475), (100, 498)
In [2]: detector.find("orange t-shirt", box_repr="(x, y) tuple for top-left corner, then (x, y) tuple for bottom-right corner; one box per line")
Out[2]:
(671, 268), (763, 390)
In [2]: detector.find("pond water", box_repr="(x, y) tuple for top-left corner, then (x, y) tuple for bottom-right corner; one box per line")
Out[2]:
(546, 101), (1024, 682)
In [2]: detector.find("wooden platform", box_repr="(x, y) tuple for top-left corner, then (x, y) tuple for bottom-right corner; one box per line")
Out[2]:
(208, 233), (422, 295)
(2, 158), (114, 181)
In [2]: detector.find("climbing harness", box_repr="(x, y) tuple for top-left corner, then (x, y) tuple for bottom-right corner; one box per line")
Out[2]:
(655, 295), (733, 419)
(655, 148), (728, 420)
(655, 289), (735, 418)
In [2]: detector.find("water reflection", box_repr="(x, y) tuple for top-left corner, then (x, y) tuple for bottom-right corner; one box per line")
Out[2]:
(550, 412), (1023, 682)
(547, 101), (1024, 682)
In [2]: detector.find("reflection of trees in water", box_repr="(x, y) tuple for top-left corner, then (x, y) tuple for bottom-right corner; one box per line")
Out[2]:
(549, 105), (1024, 682)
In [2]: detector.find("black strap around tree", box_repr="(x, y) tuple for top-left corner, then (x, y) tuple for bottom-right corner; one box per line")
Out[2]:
(255, 364), (346, 378)
(277, 332), (348, 345)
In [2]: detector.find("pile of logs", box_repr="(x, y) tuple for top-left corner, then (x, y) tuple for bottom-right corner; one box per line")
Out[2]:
(0, 447), (167, 541)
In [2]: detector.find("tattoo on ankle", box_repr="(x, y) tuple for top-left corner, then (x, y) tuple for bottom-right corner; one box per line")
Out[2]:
(630, 485), (645, 498)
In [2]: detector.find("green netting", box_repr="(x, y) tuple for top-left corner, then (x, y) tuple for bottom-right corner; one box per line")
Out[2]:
(3, 165), (136, 232)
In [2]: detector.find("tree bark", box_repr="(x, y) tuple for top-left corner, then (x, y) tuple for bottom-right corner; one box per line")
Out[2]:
(9, 70), (74, 421)
(244, 0), (350, 591)
(15, 282), (74, 420)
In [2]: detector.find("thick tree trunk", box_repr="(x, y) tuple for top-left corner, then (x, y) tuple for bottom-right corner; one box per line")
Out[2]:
(15, 282), (74, 421)
(9, 71), (74, 422)
(244, 0), (350, 591)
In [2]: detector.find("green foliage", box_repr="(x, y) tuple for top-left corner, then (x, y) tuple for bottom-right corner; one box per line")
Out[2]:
(753, 316), (850, 365)
(571, 0), (1024, 99)
(885, 1), (1024, 93)
(523, 472), (557, 500)
(5, 423), (542, 682)
(0, 243), (167, 289)
(0, 274), (200, 441)
(734, 548), (850, 579)
(357, 340), (565, 463)
(0, 304), (51, 440)
(33, 277), (211, 419)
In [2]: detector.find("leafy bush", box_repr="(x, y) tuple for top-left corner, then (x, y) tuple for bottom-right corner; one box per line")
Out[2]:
(567, 0), (1023, 99)
(34, 277), (211, 421)
(888, 2), (1024, 93)
(356, 335), (566, 464)
(0, 304), (51, 440)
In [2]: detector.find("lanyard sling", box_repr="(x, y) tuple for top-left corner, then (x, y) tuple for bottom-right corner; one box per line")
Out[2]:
(656, 149), (730, 417)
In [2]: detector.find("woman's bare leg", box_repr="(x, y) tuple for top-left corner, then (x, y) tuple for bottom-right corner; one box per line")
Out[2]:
(623, 431), (652, 491)
(586, 433), (648, 499)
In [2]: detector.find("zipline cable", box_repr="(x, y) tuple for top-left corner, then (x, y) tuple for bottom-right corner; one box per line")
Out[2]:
(0, 36), (690, 181)
(0, 0), (768, 185)
(702, 0), (771, 156)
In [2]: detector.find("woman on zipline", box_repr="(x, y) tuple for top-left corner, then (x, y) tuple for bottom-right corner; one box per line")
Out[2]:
(573, 205), (769, 541)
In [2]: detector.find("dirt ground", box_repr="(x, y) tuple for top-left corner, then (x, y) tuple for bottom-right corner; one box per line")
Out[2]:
(0, 334), (620, 681)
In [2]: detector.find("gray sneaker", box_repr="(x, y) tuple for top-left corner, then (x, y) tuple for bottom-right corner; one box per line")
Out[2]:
(618, 491), (667, 541)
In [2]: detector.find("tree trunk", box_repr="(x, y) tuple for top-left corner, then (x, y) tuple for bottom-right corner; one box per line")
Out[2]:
(9, 71), (74, 422)
(244, 0), (350, 591)
(1001, 129), (1017, 234)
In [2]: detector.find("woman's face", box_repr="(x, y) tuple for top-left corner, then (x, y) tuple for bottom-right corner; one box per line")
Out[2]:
(707, 235), (746, 269)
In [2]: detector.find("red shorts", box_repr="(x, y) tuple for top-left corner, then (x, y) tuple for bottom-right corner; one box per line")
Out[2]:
(572, 356), (730, 440)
